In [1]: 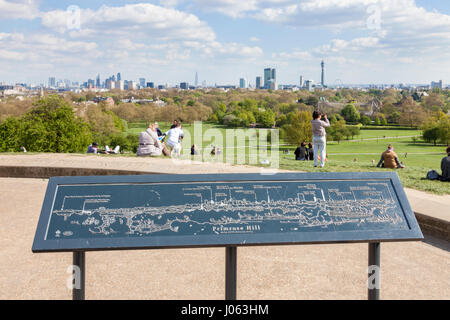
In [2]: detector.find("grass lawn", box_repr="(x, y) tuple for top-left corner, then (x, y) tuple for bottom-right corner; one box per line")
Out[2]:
(126, 122), (449, 194)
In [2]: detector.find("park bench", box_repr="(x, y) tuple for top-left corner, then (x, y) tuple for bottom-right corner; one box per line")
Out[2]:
(32, 172), (423, 300)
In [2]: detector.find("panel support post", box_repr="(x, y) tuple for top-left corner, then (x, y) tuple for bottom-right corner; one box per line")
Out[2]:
(368, 242), (380, 300)
(225, 246), (237, 300)
(72, 251), (86, 300)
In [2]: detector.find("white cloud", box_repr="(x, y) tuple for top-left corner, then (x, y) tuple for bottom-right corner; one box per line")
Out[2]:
(0, 32), (99, 61)
(0, 0), (39, 19)
(40, 3), (216, 42)
(0, 49), (26, 61)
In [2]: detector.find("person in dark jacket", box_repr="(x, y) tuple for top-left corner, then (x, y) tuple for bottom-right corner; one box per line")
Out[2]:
(294, 142), (308, 160)
(441, 146), (450, 181)
(307, 142), (314, 161)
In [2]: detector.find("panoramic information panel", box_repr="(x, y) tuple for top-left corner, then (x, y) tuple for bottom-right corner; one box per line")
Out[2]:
(32, 172), (423, 252)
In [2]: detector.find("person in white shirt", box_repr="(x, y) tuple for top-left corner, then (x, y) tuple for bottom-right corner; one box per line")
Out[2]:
(310, 111), (330, 168)
(165, 123), (184, 158)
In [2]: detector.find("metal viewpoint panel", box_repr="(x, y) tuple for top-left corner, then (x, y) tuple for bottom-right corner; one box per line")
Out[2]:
(32, 173), (423, 252)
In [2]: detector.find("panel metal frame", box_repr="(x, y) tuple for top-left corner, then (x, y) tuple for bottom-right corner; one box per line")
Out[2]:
(32, 172), (423, 253)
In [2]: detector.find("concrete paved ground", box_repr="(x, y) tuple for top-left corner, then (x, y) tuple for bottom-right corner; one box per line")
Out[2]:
(0, 177), (449, 300)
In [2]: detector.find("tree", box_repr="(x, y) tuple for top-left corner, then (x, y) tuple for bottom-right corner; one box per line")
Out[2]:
(376, 113), (387, 126)
(423, 127), (440, 145)
(328, 120), (347, 144)
(340, 104), (360, 123)
(260, 109), (275, 128)
(360, 115), (371, 125)
(348, 126), (361, 139)
(282, 111), (312, 145)
(421, 112), (450, 145)
(305, 96), (319, 107)
(422, 93), (444, 112)
(0, 95), (92, 152)
(398, 97), (428, 127)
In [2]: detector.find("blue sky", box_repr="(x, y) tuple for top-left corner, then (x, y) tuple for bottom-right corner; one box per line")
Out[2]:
(0, 0), (449, 86)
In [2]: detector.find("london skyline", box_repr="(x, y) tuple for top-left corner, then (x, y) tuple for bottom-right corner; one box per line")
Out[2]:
(0, 0), (449, 86)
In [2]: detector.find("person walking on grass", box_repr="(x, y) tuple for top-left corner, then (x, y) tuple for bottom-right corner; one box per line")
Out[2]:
(311, 111), (330, 168)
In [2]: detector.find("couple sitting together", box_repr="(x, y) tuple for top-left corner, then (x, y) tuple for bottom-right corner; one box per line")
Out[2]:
(136, 121), (184, 158)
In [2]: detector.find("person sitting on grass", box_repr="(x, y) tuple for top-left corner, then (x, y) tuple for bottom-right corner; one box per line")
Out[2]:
(165, 122), (184, 158)
(307, 142), (314, 161)
(191, 144), (199, 155)
(136, 123), (167, 157)
(86, 142), (98, 154)
(376, 144), (405, 169)
(440, 146), (450, 181)
(104, 145), (120, 154)
(294, 142), (308, 160)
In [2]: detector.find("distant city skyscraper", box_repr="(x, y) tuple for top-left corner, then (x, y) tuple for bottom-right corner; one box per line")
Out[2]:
(139, 78), (146, 88)
(106, 79), (115, 90)
(127, 80), (136, 90)
(300, 75), (304, 88)
(96, 74), (101, 88)
(146, 82), (154, 88)
(48, 77), (56, 88)
(180, 82), (189, 90)
(195, 72), (198, 87)
(321, 60), (325, 87)
(117, 73), (121, 81)
(239, 78), (248, 89)
(87, 79), (95, 88)
(256, 76), (262, 89)
(431, 80), (443, 89)
(264, 68), (276, 89)
(116, 80), (124, 90)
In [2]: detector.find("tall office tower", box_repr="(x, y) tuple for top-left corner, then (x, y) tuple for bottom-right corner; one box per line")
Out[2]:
(48, 77), (56, 88)
(239, 78), (248, 89)
(146, 82), (154, 88)
(128, 81), (136, 90)
(321, 60), (325, 87)
(116, 80), (124, 90)
(106, 79), (116, 90)
(195, 72), (198, 87)
(111, 75), (116, 82)
(87, 79), (95, 88)
(180, 82), (189, 90)
(117, 73), (121, 81)
(264, 68), (276, 89)
(96, 74), (101, 88)
(139, 78), (146, 88)
(268, 79), (277, 90)
(264, 68), (271, 89)
(300, 75), (304, 88)
(256, 76), (262, 89)
(431, 80), (443, 90)
(305, 80), (314, 91)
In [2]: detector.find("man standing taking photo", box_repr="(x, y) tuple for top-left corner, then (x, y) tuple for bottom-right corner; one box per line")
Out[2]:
(311, 111), (330, 168)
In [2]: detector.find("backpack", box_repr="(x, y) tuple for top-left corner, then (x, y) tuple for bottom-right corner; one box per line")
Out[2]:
(426, 170), (440, 180)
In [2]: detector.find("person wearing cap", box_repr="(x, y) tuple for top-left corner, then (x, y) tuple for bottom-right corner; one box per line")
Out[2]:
(87, 142), (98, 154)
(376, 144), (405, 169)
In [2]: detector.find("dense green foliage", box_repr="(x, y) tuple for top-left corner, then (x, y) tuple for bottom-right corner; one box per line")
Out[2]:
(0, 96), (92, 152)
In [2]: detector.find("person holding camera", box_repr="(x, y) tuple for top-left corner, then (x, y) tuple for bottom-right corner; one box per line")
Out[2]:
(311, 111), (330, 168)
